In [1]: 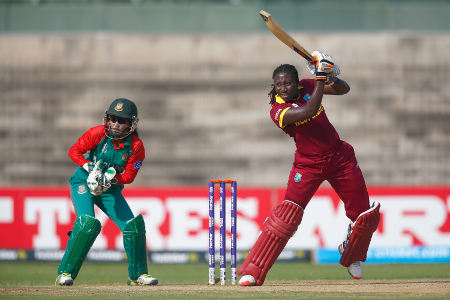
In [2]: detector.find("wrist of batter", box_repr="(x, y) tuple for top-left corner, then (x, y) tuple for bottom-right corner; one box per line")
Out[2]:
(328, 77), (340, 86)
(315, 72), (327, 82)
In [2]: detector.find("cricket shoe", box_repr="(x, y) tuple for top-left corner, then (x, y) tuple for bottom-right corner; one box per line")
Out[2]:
(127, 274), (158, 286)
(55, 273), (74, 286)
(239, 274), (256, 286)
(338, 243), (362, 279)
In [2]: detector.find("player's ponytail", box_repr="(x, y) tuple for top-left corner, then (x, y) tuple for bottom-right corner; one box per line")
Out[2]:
(268, 85), (276, 105)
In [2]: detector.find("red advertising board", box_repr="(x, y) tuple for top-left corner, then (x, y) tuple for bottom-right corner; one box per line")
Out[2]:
(0, 186), (273, 251)
(0, 186), (449, 251)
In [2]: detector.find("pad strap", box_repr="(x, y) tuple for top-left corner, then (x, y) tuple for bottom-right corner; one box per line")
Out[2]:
(340, 202), (380, 267)
(123, 214), (148, 280)
(58, 215), (101, 279)
(238, 200), (303, 285)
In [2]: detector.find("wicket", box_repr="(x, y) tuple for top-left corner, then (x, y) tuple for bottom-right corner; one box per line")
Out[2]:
(208, 179), (237, 285)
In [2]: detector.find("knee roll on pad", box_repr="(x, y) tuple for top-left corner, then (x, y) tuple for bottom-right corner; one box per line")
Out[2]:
(266, 200), (303, 240)
(123, 214), (148, 280)
(58, 215), (101, 279)
(238, 200), (303, 285)
(340, 202), (380, 267)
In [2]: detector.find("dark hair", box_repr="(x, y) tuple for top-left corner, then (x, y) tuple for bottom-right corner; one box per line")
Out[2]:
(268, 64), (300, 104)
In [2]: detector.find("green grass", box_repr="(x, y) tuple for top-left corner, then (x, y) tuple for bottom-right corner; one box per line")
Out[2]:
(0, 262), (449, 299)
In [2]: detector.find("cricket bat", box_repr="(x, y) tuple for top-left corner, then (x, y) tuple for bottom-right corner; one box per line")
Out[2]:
(259, 10), (316, 63)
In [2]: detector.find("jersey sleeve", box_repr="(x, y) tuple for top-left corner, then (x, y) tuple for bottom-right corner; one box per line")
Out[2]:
(114, 136), (146, 185)
(68, 125), (105, 167)
(270, 101), (292, 129)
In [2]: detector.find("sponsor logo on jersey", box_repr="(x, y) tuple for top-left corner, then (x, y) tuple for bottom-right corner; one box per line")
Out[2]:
(134, 161), (143, 170)
(78, 185), (87, 194)
(294, 105), (324, 126)
(114, 102), (124, 112)
(304, 94), (311, 102)
(294, 173), (302, 182)
(274, 108), (282, 121)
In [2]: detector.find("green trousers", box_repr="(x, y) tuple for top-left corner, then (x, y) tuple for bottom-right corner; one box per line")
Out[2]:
(58, 181), (149, 280)
(69, 182), (134, 231)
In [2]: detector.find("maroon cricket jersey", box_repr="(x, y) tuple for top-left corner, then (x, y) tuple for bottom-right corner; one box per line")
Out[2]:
(270, 79), (341, 158)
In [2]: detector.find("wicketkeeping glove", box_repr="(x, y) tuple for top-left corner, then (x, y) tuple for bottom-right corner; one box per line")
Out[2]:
(82, 162), (96, 173)
(98, 167), (116, 194)
(87, 166), (117, 196)
(86, 160), (104, 196)
(305, 51), (337, 81)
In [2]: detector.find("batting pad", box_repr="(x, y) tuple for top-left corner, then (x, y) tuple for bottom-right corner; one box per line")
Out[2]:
(58, 215), (101, 279)
(238, 200), (303, 285)
(340, 201), (380, 267)
(123, 214), (148, 280)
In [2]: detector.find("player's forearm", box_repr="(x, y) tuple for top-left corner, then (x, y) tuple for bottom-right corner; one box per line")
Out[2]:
(282, 81), (324, 126)
(114, 171), (138, 185)
(306, 80), (325, 116)
(68, 144), (89, 167)
(68, 128), (102, 166)
(325, 77), (350, 95)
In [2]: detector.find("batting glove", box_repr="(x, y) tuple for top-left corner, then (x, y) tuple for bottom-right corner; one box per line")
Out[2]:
(322, 65), (341, 85)
(306, 51), (336, 81)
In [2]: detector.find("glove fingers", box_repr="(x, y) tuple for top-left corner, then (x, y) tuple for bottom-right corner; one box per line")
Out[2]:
(310, 51), (336, 76)
(306, 60), (316, 75)
(332, 65), (340, 76)
(86, 163), (115, 196)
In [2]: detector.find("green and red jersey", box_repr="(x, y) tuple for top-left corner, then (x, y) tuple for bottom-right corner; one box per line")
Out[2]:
(68, 125), (145, 185)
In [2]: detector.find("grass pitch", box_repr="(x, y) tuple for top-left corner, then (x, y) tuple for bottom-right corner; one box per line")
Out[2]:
(0, 262), (449, 299)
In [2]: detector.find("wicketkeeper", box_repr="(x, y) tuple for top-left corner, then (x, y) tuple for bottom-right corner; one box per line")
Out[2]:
(238, 52), (380, 286)
(56, 98), (158, 286)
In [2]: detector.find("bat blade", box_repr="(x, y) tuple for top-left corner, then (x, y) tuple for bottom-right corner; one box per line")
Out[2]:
(259, 10), (315, 62)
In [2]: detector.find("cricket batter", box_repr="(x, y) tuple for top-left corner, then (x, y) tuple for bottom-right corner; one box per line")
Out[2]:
(238, 51), (380, 286)
(55, 98), (158, 286)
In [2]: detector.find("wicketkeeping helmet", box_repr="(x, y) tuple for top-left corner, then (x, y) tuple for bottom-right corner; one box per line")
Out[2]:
(107, 98), (138, 120)
(104, 98), (139, 139)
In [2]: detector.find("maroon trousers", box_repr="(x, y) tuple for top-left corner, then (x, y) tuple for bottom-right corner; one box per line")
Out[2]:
(285, 141), (370, 222)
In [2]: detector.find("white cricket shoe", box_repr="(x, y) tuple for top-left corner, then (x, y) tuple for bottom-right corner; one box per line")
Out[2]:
(127, 274), (158, 286)
(239, 274), (256, 286)
(55, 273), (74, 286)
(338, 243), (362, 279)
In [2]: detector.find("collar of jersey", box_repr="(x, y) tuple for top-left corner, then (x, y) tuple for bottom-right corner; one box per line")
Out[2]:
(275, 85), (303, 104)
(112, 134), (132, 149)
